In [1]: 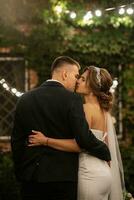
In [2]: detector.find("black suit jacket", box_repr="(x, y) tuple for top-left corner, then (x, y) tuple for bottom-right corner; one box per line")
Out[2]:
(11, 81), (111, 182)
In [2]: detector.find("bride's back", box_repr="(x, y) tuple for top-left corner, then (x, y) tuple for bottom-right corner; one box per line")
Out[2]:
(83, 103), (106, 132)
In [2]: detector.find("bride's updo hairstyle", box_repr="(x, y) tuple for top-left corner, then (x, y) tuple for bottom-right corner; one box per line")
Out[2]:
(83, 66), (113, 111)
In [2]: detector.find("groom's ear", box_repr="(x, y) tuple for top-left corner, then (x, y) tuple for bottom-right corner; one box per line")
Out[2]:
(62, 70), (68, 80)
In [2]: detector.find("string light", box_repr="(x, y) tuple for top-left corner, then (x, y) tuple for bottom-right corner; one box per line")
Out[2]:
(54, 2), (134, 22)
(126, 7), (134, 15)
(55, 5), (62, 14)
(118, 8), (125, 15)
(95, 10), (102, 17)
(0, 78), (24, 97)
(83, 11), (93, 21)
(70, 11), (76, 19)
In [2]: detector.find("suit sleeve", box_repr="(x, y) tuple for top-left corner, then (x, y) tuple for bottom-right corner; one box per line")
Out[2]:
(68, 95), (111, 161)
(11, 97), (27, 179)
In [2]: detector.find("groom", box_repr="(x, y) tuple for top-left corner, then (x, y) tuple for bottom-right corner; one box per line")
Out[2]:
(11, 56), (111, 200)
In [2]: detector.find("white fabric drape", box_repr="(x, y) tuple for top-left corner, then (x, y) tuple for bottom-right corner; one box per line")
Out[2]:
(106, 113), (125, 200)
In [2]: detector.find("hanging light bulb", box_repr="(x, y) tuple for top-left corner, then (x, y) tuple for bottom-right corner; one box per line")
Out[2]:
(126, 7), (134, 15)
(70, 12), (76, 19)
(118, 7), (125, 15)
(54, 5), (62, 14)
(11, 88), (17, 94)
(95, 10), (102, 17)
(16, 92), (23, 97)
(3, 83), (9, 90)
(0, 78), (5, 84)
(83, 11), (93, 21)
(0, 78), (24, 97)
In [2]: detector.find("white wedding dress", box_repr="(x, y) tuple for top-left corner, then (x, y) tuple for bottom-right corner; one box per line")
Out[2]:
(78, 113), (124, 200)
(78, 129), (112, 200)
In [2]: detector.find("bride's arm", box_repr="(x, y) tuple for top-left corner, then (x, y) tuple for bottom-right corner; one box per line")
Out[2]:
(28, 130), (81, 152)
(28, 105), (91, 153)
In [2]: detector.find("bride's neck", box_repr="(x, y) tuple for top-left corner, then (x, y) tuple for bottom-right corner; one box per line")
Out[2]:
(84, 93), (98, 104)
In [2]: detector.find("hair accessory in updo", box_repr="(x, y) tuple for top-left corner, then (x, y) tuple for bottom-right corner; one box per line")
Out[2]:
(94, 67), (101, 87)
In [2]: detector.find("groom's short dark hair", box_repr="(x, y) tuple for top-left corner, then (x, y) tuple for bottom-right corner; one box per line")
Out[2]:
(51, 56), (80, 75)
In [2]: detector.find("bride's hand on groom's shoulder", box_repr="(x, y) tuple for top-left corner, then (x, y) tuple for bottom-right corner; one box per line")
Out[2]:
(28, 130), (48, 147)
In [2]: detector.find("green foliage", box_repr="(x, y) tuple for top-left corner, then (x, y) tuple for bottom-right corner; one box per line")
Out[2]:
(23, 1), (134, 78)
(121, 146), (134, 196)
(0, 22), (25, 48)
(123, 191), (134, 200)
(0, 152), (21, 200)
(122, 65), (134, 137)
(0, 0), (133, 137)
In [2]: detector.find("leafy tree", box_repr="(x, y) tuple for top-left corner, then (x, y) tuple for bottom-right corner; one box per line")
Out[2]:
(0, 0), (133, 137)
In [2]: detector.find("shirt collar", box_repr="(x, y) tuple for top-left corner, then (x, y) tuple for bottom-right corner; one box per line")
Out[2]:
(46, 79), (64, 86)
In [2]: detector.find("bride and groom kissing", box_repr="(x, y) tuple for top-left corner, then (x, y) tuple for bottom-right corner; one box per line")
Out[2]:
(11, 56), (124, 200)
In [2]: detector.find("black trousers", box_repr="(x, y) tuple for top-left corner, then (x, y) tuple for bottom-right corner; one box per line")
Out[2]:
(21, 181), (77, 200)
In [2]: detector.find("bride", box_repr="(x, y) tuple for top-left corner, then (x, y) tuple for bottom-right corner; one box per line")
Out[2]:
(28, 66), (125, 200)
